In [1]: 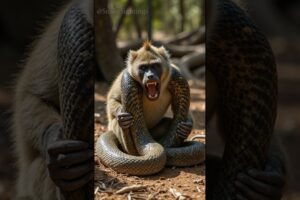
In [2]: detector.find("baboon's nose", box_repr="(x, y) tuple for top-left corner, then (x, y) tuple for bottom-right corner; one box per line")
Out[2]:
(148, 74), (154, 79)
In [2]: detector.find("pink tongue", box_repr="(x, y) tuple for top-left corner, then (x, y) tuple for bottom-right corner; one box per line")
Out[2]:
(148, 85), (156, 96)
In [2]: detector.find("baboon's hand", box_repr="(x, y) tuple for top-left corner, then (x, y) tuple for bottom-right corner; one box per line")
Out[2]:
(43, 124), (93, 191)
(176, 120), (193, 139)
(235, 155), (285, 200)
(46, 140), (93, 192)
(116, 112), (133, 129)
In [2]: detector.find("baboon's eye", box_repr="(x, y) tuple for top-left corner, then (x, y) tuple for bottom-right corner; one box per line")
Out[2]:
(140, 65), (147, 71)
(152, 63), (161, 70)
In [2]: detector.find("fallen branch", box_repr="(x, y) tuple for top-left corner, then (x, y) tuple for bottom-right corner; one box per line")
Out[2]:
(194, 67), (205, 78)
(164, 29), (199, 44)
(166, 44), (204, 58)
(163, 27), (205, 45)
(116, 185), (147, 194)
(178, 51), (205, 80)
(147, 191), (160, 200)
(169, 188), (191, 200)
(187, 27), (205, 45)
(180, 51), (205, 70)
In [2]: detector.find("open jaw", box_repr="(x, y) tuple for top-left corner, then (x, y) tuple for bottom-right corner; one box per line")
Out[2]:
(145, 81), (160, 101)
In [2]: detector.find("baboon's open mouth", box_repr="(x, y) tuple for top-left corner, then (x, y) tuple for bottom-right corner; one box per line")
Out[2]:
(145, 81), (160, 101)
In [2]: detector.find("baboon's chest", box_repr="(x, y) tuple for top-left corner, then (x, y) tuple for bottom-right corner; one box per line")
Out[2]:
(143, 90), (172, 129)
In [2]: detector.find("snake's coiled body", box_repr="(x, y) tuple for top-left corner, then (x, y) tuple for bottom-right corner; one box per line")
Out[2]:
(163, 69), (205, 167)
(207, 0), (277, 199)
(96, 69), (205, 175)
(97, 70), (167, 175)
(57, 2), (94, 199)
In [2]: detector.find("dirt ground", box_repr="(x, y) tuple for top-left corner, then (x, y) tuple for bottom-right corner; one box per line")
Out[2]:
(94, 79), (206, 200)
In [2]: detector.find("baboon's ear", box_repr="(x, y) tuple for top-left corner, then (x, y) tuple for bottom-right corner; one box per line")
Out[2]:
(127, 50), (138, 65)
(158, 46), (170, 60)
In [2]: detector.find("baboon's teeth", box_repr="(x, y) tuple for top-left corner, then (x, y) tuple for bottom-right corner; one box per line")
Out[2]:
(147, 82), (157, 87)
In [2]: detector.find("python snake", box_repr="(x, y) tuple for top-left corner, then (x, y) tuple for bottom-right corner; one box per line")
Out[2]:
(96, 68), (205, 175)
(207, 0), (277, 199)
(57, 2), (94, 199)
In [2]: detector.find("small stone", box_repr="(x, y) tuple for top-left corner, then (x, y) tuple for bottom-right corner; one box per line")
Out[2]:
(160, 189), (167, 193)
(193, 179), (205, 184)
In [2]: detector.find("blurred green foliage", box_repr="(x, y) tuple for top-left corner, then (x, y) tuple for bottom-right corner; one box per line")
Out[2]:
(109, 0), (203, 40)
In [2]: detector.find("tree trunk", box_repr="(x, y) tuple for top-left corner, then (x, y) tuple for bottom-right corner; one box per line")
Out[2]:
(147, 0), (152, 40)
(95, 0), (124, 82)
(179, 0), (185, 32)
(131, 3), (142, 39)
(114, 0), (132, 37)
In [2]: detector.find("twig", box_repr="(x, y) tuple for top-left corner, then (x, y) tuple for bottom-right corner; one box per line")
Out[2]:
(128, 192), (132, 200)
(196, 186), (201, 193)
(190, 134), (206, 140)
(116, 185), (147, 194)
(94, 186), (100, 195)
(169, 188), (191, 200)
(147, 191), (160, 200)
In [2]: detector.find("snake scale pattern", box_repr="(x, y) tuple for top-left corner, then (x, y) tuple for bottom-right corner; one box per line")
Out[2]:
(96, 68), (205, 175)
(57, 2), (94, 199)
(207, 0), (277, 199)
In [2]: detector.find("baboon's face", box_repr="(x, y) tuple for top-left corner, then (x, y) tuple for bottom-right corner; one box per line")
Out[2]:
(127, 41), (171, 101)
(138, 62), (162, 101)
